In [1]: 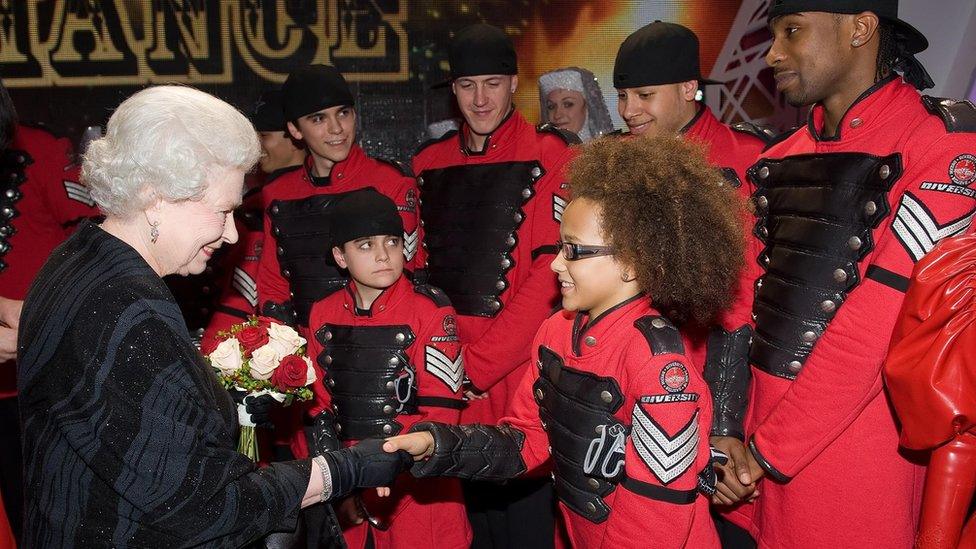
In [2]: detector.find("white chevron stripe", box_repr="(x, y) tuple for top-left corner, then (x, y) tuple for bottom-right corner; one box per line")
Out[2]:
(232, 268), (258, 307)
(64, 180), (95, 206)
(552, 194), (568, 223)
(425, 345), (464, 392)
(893, 192), (974, 262)
(403, 229), (419, 261)
(631, 405), (699, 484)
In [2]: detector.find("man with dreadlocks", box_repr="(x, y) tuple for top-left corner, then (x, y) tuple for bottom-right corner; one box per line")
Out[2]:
(707, 1), (976, 547)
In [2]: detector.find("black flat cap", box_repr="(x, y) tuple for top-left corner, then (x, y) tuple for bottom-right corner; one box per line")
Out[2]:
(613, 21), (720, 90)
(282, 64), (354, 122)
(768, 0), (927, 54)
(251, 90), (286, 132)
(330, 188), (404, 248)
(435, 23), (517, 88)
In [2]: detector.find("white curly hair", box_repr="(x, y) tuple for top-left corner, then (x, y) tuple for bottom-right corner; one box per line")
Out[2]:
(82, 85), (260, 217)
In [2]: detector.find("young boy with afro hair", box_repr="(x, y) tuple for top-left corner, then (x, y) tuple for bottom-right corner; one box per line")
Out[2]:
(383, 136), (745, 547)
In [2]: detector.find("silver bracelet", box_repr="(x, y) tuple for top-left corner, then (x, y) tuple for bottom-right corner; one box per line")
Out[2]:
(312, 455), (332, 503)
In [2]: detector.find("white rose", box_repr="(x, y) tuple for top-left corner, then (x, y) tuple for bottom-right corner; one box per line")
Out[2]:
(209, 338), (243, 375)
(267, 323), (306, 356)
(304, 356), (317, 386)
(249, 343), (281, 380)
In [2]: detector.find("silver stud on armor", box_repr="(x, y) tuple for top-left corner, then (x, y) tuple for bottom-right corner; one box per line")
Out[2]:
(513, 212), (523, 223)
(585, 502), (597, 514)
(505, 235), (516, 247)
(395, 332), (406, 343)
(537, 359), (543, 370)
(2, 207), (14, 219)
(383, 424), (393, 435)
(651, 318), (667, 329)
(760, 227), (769, 237)
(757, 196), (768, 209)
(325, 355), (333, 364)
(332, 403), (339, 412)
(324, 331), (333, 341)
(848, 236), (862, 250)
(277, 246), (285, 256)
(388, 356), (399, 365)
(495, 280), (507, 290)
(595, 426), (603, 434)
(500, 258), (511, 268)
(490, 300), (501, 311)
(585, 336), (597, 347)
(336, 423), (343, 432)
(328, 378), (336, 387)
(801, 331), (818, 343)
(541, 419), (547, 429)
(383, 405), (394, 414)
(789, 360), (803, 372)
(756, 278), (764, 290)
(758, 166), (770, 179)
(833, 269), (848, 283)
(282, 269), (291, 278)
(270, 205), (279, 214)
(4, 189), (15, 199)
(821, 300), (837, 313)
(386, 381), (395, 390)
(530, 166), (542, 178)
(521, 188), (532, 198)
(879, 165), (891, 179)
(600, 390), (613, 403)
(588, 478), (600, 489)
(535, 388), (545, 401)
(417, 177), (424, 187)
(864, 201), (877, 216)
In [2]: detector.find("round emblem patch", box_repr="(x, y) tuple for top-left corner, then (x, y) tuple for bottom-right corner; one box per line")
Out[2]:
(660, 362), (689, 394)
(442, 314), (457, 337)
(950, 154), (976, 186)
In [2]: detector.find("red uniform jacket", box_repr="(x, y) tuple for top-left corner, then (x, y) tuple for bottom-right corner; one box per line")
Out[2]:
(305, 275), (470, 549)
(256, 145), (423, 323)
(682, 107), (768, 367)
(885, 229), (976, 451)
(412, 111), (575, 423)
(730, 77), (976, 548)
(502, 297), (718, 548)
(0, 125), (99, 397)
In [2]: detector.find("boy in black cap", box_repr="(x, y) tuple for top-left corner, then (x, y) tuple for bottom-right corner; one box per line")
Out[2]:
(412, 23), (577, 548)
(305, 189), (471, 549)
(707, 2), (976, 547)
(257, 64), (423, 331)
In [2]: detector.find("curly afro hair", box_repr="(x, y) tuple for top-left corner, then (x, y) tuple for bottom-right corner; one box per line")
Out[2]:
(567, 136), (747, 327)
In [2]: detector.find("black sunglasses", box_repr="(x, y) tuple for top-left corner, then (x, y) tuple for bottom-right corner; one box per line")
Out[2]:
(556, 240), (614, 261)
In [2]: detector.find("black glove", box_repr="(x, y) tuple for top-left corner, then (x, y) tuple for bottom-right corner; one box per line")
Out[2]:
(323, 439), (412, 501)
(229, 389), (276, 429)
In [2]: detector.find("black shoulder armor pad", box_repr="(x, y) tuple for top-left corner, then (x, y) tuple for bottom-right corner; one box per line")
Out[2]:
(536, 123), (582, 146)
(730, 121), (778, 145)
(413, 283), (453, 308)
(762, 125), (802, 151)
(922, 96), (976, 133)
(375, 156), (413, 177)
(414, 129), (459, 157)
(633, 315), (685, 356)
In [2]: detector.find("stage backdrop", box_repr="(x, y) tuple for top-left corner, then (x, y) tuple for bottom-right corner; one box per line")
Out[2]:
(2, 0), (802, 162)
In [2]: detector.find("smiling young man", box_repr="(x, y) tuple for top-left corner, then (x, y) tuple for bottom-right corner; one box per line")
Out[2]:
(256, 65), (423, 330)
(411, 23), (577, 549)
(706, 1), (976, 547)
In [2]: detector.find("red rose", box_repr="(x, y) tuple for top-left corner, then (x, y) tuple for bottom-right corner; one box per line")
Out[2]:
(271, 354), (309, 390)
(237, 325), (269, 356)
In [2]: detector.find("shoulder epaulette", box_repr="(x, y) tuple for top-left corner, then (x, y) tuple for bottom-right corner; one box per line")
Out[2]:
(922, 96), (976, 133)
(536, 123), (582, 146)
(762, 125), (802, 151)
(413, 283), (452, 308)
(414, 129), (459, 157)
(720, 167), (741, 188)
(730, 121), (778, 145)
(633, 315), (684, 356)
(374, 156), (413, 177)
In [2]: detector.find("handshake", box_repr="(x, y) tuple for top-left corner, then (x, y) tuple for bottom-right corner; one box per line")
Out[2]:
(320, 432), (435, 501)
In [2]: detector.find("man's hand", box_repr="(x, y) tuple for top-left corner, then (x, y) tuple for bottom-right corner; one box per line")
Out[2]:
(710, 436), (759, 506)
(0, 297), (22, 329)
(382, 431), (435, 460)
(744, 446), (766, 483)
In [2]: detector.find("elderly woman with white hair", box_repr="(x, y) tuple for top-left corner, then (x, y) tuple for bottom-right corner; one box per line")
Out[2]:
(538, 66), (614, 142)
(15, 85), (410, 548)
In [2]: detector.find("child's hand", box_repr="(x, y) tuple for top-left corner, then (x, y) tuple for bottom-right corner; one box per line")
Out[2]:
(383, 432), (436, 460)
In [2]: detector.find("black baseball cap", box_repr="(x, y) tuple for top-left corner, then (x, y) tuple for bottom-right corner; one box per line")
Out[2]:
(613, 22), (720, 90)
(767, 0), (927, 54)
(330, 188), (404, 248)
(282, 64), (354, 122)
(251, 90), (286, 132)
(435, 24), (517, 88)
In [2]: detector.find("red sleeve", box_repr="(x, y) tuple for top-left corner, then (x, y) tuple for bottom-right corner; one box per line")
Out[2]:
(607, 352), (709, 545)
(752, 135), (976, 477)
(384, 175), (425, 272)
(256, 203), (291, 313)
(463, 146), (575, 390)
(498, 336), (553, 474)
(413, 304), (464, 424)
(305, 301), (332, 418)
(884, 232), (976, 450)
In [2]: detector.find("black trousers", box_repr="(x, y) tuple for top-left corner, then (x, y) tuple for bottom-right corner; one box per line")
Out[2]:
(464, 478), (556, 549)
(0, 397), (22, 543)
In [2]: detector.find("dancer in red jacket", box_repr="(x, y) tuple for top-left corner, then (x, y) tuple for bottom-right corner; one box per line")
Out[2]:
(387, 136), (746, 548)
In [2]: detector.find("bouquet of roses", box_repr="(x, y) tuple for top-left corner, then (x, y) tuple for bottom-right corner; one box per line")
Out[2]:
(205, 316), (316, 461)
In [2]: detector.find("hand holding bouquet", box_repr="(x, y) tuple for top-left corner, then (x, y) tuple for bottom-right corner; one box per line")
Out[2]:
(205, 317), (316, 460)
